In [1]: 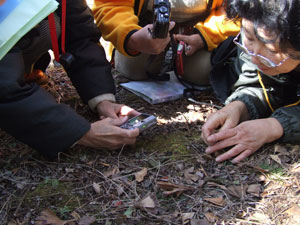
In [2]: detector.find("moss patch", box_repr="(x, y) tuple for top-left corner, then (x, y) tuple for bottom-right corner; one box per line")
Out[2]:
(136, 131), (201, 156)
(25, 179), (79, 212)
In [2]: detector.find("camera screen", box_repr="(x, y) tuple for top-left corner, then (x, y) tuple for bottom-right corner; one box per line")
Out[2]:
(128, 114), (148, 125)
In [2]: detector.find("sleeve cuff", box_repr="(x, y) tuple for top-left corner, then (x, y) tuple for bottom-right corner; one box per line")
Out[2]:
(193, 28), (208, 50)
(124, 30), (141, 56)
(88, 93), (116, 112)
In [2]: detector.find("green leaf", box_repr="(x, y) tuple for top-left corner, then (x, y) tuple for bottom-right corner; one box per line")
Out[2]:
(124, 207), (134, 218)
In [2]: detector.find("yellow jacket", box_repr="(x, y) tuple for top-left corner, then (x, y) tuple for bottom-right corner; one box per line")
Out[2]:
(93, 0), (240, 56)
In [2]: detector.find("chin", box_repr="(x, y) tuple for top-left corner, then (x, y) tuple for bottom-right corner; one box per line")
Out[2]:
(257, 65), (278, 76)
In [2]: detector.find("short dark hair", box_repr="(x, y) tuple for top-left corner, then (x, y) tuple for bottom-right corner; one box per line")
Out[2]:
(224, 0), (300, 59)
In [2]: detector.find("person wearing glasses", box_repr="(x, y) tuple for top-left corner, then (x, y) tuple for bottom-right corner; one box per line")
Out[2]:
(202, 0), (300, 163)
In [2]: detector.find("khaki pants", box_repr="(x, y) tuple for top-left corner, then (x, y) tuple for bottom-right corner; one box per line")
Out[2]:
(114, 48), (211, 86)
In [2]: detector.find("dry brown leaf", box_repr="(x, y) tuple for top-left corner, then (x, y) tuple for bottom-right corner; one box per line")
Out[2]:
(157, 181), (194, 196)
(35, 209), (75, 225)
(291, 163), (300, 173)
(226, 185), (247, 198)
(78, 216), (96, 225)
(184, 167), (199, 184)
(270, 154), (285, 168)
(204, 212), (218, 223)
(103, 167), (120, 178)
(274, 144), (290, 155)
(206, 181), (226, 190)
(190, 219), (210, 225)
(135, 167), (147, 183)
(247, 184), (261, 197)
(249, 212), (270, 223)
(71, 211), (80, 221)
(204, 196), (225, 206)
(285, 203), (300, 216)
(7, 220), (17, 225)
(92, 182), (101, 194)
(241, 163), (269, 173)
(139, 195), (155, 208)
(182, 212), (195, 224)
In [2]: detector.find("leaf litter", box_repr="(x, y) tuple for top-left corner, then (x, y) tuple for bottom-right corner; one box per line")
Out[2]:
(0, 66), (300, 225)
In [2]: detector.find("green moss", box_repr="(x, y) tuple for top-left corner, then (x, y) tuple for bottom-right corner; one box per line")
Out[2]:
(25, 179), (80, 210)
(136, 131), (201, 156)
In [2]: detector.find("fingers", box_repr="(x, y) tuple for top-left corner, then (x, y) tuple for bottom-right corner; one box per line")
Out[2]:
(169, 21), (175, 31)
(105, 116), (128, 127)
(215, 144), (246, 162)
(232, 150), (253, 163)
(201, 113), (225, 145)
(206, 128), (236, 147)
(120, 105), (140, 117)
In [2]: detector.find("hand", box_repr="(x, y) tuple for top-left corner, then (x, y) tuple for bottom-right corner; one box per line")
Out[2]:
(96, 101), (139, 119)
(173, 33), (204, 56)
(127, 21), (175, 55)
(77, 117), (139, 150)
(201, 101), (249, 145)
(205, 118), (284, 163)
(0, 0), (6, 5)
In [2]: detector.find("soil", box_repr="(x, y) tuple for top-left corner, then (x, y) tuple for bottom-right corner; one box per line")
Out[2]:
(1, 65), (300, 225)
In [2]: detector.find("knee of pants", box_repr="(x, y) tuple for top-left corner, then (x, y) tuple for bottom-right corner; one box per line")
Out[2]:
(181, 50), (212, 86)
(114, 51), (149, 80)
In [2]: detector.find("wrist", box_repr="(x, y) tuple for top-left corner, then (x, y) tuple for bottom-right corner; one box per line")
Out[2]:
(228, 101), (249, 122)
(265, 118), (284, 143)
(125, 30), (140, 56)
(77, 126), (93, 148)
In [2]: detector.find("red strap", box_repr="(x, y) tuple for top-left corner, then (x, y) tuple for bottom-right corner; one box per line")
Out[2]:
(48, 0), (66, 62)
(61, 0), (66, 54)
(48, 13), (60, 62)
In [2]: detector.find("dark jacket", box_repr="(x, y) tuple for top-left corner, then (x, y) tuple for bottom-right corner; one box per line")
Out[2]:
(0, 0), (116, 158)
(226, 49), (300, 144)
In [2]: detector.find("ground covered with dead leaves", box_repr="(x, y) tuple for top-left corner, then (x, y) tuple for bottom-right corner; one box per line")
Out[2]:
(1, 65), (300, 225)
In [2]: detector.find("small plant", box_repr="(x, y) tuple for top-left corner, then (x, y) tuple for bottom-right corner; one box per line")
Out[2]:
(260, 163), (287, 182)
(57, 206), (72, 219)
(44, 178), (59, 187)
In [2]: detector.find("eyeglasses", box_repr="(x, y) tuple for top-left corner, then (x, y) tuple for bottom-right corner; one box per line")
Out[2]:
(233, 31), (289, 68)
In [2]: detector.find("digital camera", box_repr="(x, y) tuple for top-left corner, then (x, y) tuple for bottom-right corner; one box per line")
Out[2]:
(120, 113), (157, 132)
(152, 0), (170, 39)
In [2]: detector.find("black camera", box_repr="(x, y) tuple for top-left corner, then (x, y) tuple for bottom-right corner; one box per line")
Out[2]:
(152, 0), (171, 39)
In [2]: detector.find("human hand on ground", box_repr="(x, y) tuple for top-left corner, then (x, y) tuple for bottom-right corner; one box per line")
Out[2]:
(77, 117), (139, 150)
(96, 101), (139, 120)
(173, 33), (204, 56)
(201, 101), (249, 145)
(205, 118), (284, 163)
(127, 21), (175, 55)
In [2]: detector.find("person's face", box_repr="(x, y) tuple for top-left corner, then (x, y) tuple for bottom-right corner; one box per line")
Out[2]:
(241, 19), (300, 76)
(0, 0), (6, 5)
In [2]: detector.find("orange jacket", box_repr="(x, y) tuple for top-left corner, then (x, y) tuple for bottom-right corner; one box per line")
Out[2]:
(93, 0), (240, 56)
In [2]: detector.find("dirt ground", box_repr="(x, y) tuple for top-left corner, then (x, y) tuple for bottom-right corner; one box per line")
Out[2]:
(1, 63), (300, 225)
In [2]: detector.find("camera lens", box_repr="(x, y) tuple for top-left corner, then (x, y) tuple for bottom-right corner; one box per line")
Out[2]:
(159, 6), (168, 13)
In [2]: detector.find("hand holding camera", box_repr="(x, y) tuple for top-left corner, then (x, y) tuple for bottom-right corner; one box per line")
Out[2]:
(120, 113), (157, 133)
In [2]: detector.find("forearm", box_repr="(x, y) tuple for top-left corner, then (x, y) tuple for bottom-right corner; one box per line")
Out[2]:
(226, 100), (250, 123)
